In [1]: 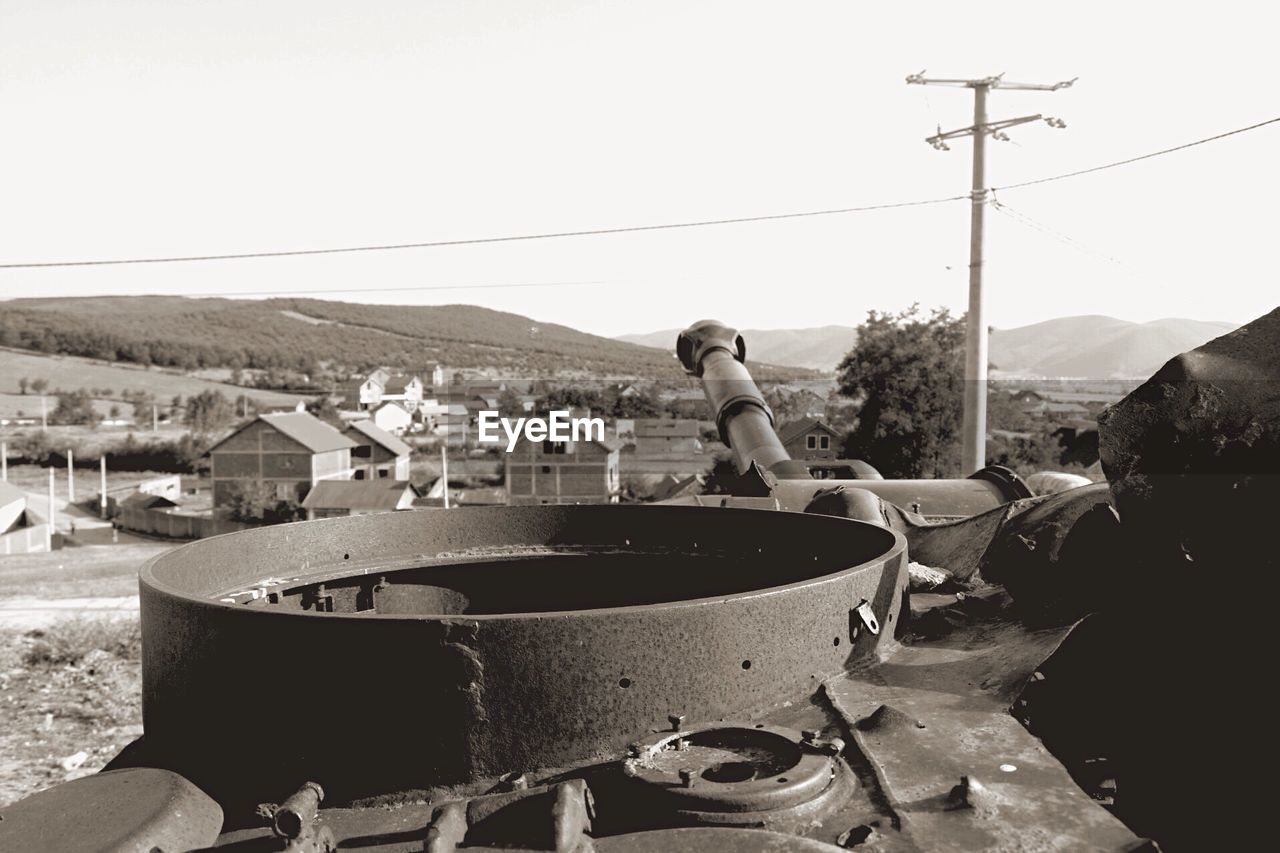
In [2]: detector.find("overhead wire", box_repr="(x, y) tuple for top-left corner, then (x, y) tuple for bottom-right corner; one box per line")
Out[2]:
(0, 114), (1275, 272)
(0, 194), (969, 270)
(992, 115), (1280, 191)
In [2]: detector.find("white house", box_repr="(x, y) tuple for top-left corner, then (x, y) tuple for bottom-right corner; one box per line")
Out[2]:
(373, 401), (415, 436)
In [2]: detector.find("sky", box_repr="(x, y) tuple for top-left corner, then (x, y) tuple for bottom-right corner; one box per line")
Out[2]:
(0, 1), (1275, 337)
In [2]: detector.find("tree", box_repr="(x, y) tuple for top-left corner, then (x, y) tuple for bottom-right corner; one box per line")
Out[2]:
(836, 305), (966, 479)
(495, 388), (525, 420)
(50, 389), (99, 426)
(185, 390), (234, 435)
(224, 480), (303, 525)
(18, 377), (28, 395)
(108, 404), (122, 420)
(305, 395), (342, 427)
(30, 378), (49, 395)
(170, 395), (185, 423)
(699, 453), (741, 495)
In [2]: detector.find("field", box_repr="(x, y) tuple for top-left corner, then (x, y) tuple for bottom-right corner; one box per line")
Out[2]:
(0, 346), (313, 407)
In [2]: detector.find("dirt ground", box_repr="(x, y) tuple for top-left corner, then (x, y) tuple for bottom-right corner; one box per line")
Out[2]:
(0, 538), (171, 807)
(0, 617), (143, 808)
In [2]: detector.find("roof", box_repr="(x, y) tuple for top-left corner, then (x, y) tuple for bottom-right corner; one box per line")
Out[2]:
(634, 419), (701, 438)
(776, 417), (839, 446)
(652, 473), (703, 502)
(121, 492), (179, 510)
(301, 479), (417, 511)
(0, 480), (26, 507)
(209, 412), (357, 455)
(346, 419), (412, 457)
(384, 374), (420, 393)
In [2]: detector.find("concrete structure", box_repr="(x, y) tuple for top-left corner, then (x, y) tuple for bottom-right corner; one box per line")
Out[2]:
(301, 479), (418, 520)
(372, 401), (415, 436)
(208, 412), (356, 509)
(345, 419), (412, 481)
(506, 435), (621, 505)
(777, 417), (841, 461)
(634, 419), (702, 456)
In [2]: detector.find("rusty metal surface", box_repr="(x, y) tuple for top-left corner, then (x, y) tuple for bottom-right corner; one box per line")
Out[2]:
(0, 767), (224, 852)
(823, 615), (1141, 852)
(137, 505), (907, 806)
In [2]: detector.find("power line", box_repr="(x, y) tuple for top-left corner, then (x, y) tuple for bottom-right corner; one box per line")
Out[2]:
(164, 279), (611, 299)
(2, 115), (1274, 272)
(989, 198), (1128, 268)
(994, 115), (1280, 191)
(0, 194), (968, 270)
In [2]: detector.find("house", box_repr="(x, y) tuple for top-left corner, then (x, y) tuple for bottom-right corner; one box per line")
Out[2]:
(1021, 401), (1090, 420)
(372, 401), (415, 436)
(208, 411), (356, 509)
(381, 374), (425, 406)
(434, 404), (472, 445)
(0, 481), (29, 538)
(120, 492), (180, 512)
(506, 435), (621, 505)
(634, 419), (703, 456)
(0, 480), (53, 554)
(1008, 389), (1046, 404)
(651, 473), (704, 502)
(777, 417), (841, 461)
(344, 419), (412, 481)
(301, 479), (418, 520)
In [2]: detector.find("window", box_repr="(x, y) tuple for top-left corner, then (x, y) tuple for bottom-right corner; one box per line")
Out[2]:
(378, 468), (389, 479)
(543, 440), (568, 455)
(275, 482), (293, 500)
(541, 465), (552, 474)
(352, 445), (372, 459)
(819, 435), (830, 450)
(806, 435), (817, 450)
(353, 469), (366, 480)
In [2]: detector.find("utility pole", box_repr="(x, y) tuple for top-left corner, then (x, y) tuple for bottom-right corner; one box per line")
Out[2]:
(907, 71), (1073, 474)
(1, 441), (6, 481)
(47, 467), (56, 546)
(440, 445), (450, 509)
(67, 448), (75, 504)
(41, 395), (48, 432)
(100, 455), (108, 518)
(152, 403), (158, 432)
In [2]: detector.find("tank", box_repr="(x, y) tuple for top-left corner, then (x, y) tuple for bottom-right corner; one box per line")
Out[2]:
(9, 313), (1276, 851)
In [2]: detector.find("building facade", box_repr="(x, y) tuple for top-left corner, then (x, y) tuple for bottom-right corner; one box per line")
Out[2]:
(777, 417), (841, 461)
(344, 419), (412, 480)
(506, 436), (621, 505)
(208, 412), (356, 509)
(633, 419), (703, 455)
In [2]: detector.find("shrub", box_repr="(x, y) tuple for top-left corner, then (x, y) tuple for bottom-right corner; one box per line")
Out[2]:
(23, 617), (141, 667)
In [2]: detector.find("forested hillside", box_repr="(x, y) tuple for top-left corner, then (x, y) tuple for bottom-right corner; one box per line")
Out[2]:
(0, 297), (785, 379)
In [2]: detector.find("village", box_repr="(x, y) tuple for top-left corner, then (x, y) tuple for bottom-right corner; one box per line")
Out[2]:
(0, 357), (1116, 558)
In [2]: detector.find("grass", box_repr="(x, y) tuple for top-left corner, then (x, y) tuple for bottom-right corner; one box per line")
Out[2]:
(22, 617), (142, 667)
(0, 346), (313, 406)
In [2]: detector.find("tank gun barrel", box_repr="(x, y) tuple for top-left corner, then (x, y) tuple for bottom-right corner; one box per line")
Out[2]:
(677, 320), (811, 480)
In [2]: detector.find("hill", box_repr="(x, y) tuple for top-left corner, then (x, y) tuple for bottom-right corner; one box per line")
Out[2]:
(620, 316), (1239, 378)
(989, 316), (1240, 378)
(0, 297), (808, 380)
(619, 326), (857, 372)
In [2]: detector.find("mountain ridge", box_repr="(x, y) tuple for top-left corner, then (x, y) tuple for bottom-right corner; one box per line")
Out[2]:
(618, 315), (1241, 377)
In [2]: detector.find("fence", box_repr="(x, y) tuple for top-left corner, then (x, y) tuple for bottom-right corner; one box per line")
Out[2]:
(118, 506), (250, 540)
